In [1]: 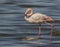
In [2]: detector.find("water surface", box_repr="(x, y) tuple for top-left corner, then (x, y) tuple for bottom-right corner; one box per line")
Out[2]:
(0, 0), (60, 47)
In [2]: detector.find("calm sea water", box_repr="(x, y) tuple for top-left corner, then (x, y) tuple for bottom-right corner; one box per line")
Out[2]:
(0, 0), (60, 47)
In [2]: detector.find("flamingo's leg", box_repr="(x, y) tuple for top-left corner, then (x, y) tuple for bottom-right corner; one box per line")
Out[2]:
(44, 22), (54, 41)
(38, 24), (41, 39)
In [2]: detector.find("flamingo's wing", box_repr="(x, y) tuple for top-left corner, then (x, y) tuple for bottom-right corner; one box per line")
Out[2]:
(32, 16), (40, 20)
(30, 13), (46, 23)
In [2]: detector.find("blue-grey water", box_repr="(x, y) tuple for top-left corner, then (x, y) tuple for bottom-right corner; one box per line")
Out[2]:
(0, 0), (60, 47)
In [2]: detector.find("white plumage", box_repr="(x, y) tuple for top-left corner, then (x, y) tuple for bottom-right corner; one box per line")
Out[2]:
(25, 13), (53, 23)
(24, 8), (54, 41)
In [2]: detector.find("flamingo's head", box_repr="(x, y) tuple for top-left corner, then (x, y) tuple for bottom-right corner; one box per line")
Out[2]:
(25, 8), (33, 17)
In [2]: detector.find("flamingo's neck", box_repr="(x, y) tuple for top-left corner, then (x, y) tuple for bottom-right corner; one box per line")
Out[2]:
(25, 8), (34, 17)
(25, 13), (34, 18)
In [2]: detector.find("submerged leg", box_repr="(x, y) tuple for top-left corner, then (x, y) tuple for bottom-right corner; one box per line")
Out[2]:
(50, 24), (54, 41)
(38, 24), (41, 39)
(44, 22), (54, 41)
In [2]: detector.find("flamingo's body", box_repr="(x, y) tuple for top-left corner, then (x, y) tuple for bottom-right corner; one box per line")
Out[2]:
(24, 8), (54, 41)
(25, 13), (53, 23)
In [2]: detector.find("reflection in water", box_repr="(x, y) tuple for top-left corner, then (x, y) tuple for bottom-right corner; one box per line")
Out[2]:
(0, 0), (60, 47)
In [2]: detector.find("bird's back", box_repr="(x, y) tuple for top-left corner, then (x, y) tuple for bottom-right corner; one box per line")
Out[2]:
(29, 13), (47, 23)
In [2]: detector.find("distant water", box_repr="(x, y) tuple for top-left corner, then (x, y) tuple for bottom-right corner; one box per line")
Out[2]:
(0, 0), (60, 47)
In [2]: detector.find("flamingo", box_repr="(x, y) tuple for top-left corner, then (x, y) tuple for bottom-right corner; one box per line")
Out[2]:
(24, 8), (54, 41)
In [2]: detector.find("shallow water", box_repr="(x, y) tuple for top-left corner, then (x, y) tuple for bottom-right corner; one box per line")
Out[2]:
(0, 0), (60, 47)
